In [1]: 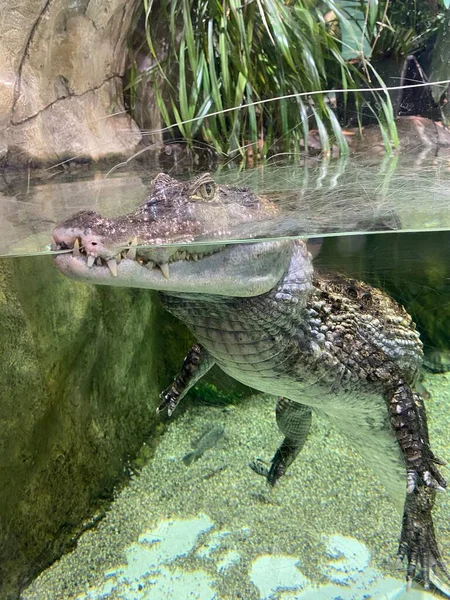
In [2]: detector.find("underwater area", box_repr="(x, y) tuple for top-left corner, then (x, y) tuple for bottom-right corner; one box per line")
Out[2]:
(0, 153), (450, 600)
(3, 0), (450, 598)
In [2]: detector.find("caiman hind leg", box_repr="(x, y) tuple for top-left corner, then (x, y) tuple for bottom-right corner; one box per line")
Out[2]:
(157, 343), (215, 416)
(412, 391), (446, 471)
(250, 397), (312, 487)
(387, 384), (450, 591)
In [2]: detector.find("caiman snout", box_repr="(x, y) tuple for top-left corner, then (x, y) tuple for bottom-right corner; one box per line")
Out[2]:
(52, 228), (110, 259)
(52, 227), (141, 278)
(52, 222), (221, 281)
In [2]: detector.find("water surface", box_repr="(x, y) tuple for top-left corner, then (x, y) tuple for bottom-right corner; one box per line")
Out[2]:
(2, 154), (450, 258)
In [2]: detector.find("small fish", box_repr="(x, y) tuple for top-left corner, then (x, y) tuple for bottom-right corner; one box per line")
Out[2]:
(182, 424), (225, 466)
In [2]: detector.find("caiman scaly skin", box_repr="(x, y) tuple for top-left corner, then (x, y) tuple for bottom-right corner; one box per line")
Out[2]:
(52, 173), (449, 593)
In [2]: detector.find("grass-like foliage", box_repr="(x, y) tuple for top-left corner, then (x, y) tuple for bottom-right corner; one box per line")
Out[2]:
(129, 0), (447, 160)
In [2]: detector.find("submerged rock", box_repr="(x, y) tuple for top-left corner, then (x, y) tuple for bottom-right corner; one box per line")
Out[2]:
(0, 255), (166, 598)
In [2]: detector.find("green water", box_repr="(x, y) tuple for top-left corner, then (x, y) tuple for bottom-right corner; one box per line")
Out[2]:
(1, 159), (450, 599)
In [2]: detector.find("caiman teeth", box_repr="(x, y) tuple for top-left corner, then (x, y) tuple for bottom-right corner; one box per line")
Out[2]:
(127, 237), (138, 260)
(159, 262), (170, 280)
(76, 244), (216, 274)
(73, 238), (81, 257)
(107, 258), (118, 277)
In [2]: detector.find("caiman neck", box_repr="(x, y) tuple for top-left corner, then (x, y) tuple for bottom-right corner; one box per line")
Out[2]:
(162, 239), (313, 302)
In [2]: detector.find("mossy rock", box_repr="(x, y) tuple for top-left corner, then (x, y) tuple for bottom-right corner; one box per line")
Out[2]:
(0, 255), (168, 598)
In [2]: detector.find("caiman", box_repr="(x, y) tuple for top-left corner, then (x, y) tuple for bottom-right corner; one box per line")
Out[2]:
(51, 172), (450, 595)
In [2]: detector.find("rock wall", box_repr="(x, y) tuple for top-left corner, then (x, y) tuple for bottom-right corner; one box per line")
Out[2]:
(0, 0), (142, 164)
(0, 254), (165, 598)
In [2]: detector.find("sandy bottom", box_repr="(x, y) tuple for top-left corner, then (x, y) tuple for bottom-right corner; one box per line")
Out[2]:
(22, 372), (450, 600)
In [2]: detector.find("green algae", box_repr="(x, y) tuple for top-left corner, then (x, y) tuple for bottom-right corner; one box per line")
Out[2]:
(0, 255), (165, 598)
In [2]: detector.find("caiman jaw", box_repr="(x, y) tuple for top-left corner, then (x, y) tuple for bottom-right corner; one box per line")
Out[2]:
(52, 232), (292, 297)
(51, 235), (219, 280)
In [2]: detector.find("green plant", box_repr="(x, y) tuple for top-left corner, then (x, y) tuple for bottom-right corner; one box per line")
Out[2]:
(367, 0), (444, 58)
(130, 0), (445, 160)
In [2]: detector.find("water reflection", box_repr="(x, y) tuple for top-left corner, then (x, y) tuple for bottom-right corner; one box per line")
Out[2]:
(1, 152), (450, 258)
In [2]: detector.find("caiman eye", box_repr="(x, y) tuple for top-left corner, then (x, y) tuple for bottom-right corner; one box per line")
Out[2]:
(199, 181), (216, 200)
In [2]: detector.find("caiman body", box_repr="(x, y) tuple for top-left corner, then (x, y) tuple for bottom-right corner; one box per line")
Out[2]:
(52, 172), (449, 594)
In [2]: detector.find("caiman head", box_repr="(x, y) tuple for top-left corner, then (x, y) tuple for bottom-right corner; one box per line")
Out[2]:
(52, 173), (295, 297)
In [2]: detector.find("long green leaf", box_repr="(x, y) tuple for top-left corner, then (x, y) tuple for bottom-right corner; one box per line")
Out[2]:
(178, 40), (191, 130)
(311, 105), (330, 156)
(182, 0), (198, 75)
(297, 97), (309, 152)
(207, 18), (226, 131)
(366, 61), (398, 147)
(257, 0), (296, 71)
(219, 13), (231, 105)
(329, 105), (348, 156)
(246, 82), (258, 147)
(365, 102), (392, 155)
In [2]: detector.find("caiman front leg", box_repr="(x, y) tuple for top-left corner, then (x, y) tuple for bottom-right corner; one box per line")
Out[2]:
(157, 343), (215, 416)
(388, 383), (449, 589)
(250, 398), (312, 487)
